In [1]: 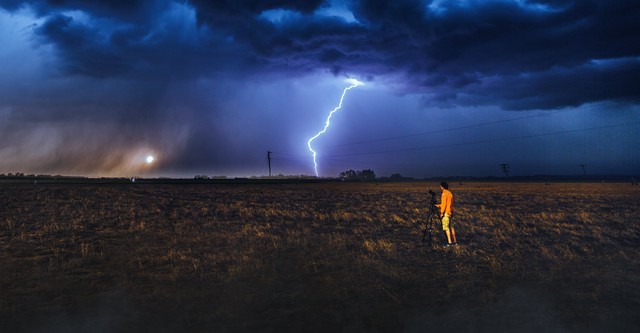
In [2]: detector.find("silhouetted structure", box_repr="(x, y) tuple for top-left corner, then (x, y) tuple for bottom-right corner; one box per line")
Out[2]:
(499, 164), (510, 177)
(579, 164), (587, 175)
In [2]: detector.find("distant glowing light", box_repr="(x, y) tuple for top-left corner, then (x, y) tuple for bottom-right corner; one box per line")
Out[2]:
(146, 155), (155, 164)
(307, 78), (364, 177)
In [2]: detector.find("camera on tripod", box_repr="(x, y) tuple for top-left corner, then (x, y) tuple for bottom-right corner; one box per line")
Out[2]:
(428, 190), (437, 205)
(422, 189), (440, 246)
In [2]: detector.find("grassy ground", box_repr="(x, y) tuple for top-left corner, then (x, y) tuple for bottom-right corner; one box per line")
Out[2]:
(1, 181), (639, 332)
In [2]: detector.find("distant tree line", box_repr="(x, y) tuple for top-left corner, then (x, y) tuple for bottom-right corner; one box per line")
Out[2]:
(1, 172), (26, 177)
(194, 175), (228, 180)
(251, 174), (318, 179)
(0, 173), (63, 178)
(339, 169), (376, 181)
(195, 175), (324, 180)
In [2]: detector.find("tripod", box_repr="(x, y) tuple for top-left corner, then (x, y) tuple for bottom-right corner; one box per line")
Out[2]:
(422, 190), (440, 247)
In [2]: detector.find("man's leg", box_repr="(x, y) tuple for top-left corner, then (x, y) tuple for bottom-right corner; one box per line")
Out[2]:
(443, 214), (454, 244)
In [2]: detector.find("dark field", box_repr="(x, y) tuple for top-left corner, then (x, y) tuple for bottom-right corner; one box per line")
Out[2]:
(1, 181), (639, 332)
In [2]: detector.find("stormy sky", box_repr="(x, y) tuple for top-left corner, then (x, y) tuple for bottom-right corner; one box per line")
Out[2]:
(1, 0), (638, 178)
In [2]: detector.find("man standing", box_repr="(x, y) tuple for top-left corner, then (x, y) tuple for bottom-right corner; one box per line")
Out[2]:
(436, 182), (457, 246)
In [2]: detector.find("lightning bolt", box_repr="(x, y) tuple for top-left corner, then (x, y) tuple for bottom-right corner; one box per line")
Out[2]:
(307, 78), (364, 177)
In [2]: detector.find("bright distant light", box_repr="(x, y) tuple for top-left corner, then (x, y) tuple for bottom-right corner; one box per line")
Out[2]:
(146, 155), (155, 164)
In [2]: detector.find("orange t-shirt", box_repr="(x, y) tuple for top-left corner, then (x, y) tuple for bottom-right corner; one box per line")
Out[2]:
(440, 189), (453, 215)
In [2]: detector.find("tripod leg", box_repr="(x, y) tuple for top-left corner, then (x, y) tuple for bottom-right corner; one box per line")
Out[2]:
(426, 215), (434, 247)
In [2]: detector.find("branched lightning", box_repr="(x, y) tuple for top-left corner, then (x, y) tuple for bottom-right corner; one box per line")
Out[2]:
(307, 78), (364, 177)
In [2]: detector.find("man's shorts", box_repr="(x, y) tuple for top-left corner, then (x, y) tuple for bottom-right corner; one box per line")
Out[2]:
(441, 214), (453, 231)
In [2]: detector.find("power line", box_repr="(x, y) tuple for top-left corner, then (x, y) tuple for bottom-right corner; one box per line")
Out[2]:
(270, 108), (574, 154)
(322, 121), (640, 158)
(269, 119), (639, 176)
(322, 108), (574, 149)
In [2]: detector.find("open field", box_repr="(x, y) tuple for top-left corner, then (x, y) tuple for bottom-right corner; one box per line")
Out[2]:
(1, 181), (639, 332)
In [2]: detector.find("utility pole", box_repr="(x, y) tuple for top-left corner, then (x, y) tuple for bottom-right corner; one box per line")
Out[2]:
(267, 151), (272, 177)
(499, 163), (510, 177)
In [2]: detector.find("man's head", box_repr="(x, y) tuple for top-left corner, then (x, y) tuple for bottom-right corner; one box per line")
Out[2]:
(440, 182), (449, 190)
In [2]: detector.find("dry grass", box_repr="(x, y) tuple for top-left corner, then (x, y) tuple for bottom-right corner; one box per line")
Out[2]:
(1, 181), (639, 332)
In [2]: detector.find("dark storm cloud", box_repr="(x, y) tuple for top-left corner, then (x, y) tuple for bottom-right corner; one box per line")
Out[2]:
(35, 13), (135, 77)
(482, 57), (640, 110)
(188, 0), (325, 20)
(189, 0), (640, 110)
(1, 0), (148, 20)
(29, 2), (247, 79)
(2, 0), (638, 110)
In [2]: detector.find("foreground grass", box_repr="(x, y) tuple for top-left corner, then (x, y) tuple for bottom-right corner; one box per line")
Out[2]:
(1, 181), (639, 332)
